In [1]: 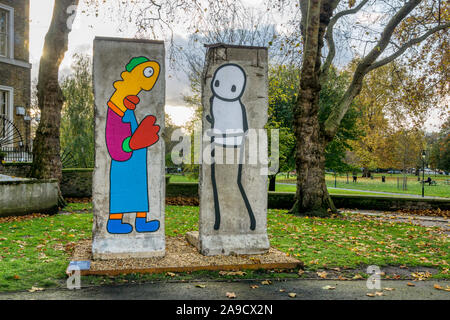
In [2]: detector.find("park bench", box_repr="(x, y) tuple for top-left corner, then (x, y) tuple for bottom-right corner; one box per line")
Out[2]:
(419, 180), (437, 186)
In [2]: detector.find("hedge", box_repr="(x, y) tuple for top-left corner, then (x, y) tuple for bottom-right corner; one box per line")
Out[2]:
(166, 183), (450, 211)
(55, 172), (450, 210)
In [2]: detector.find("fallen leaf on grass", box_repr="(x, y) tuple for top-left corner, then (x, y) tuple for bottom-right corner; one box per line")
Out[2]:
(352, 274), (364, 280)
(322, 285), (336, 290)
(407, 282), (416, 287)
(288, 293), (297, 298)
(219, 271), (246, 276)
(317, 271), (328, 279)
(298, 269), (305, 276)
(279, 289), (285, 292)
(226, 292), (236, 299)
(13, 275), (20, 280)
(28, 287), (44, 292)
(166, 272), (176, 277)
(250, 285), (259, 289)
(411, 272), (432, 281)
(261, 280), (272, 285)
(383, 287), (395, 291)
(331, 267), (341, 272)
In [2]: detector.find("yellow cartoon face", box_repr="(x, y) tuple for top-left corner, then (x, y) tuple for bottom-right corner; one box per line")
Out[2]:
(121, 60), (160, 92)
(109, 58), (161, 115)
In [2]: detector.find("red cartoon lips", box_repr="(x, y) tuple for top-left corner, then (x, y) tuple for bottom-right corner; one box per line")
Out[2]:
(123, 95), (140, 110)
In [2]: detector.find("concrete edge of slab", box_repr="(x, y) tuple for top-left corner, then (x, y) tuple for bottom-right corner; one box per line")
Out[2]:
(92, 236), (166, 260)
(74, 261), (303, 276)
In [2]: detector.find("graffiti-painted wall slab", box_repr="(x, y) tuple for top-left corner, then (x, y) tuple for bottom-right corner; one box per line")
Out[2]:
(198, 44), (270, 256)
(92, 37), (165, 259)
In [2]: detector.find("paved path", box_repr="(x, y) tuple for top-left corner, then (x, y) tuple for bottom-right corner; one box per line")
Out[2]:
(0, 174), (29, 181)
(0, 279), (448, 300)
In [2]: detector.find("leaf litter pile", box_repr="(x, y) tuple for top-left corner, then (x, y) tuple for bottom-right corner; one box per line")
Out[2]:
(71, 236), (300, 274)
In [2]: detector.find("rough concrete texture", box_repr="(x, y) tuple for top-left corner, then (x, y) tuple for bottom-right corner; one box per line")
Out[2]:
(198, 44), (269, 256)
(0, 179), (58, 217)
(92, 37), (165, 259)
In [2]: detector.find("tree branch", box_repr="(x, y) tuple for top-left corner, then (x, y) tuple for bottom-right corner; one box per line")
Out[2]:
(320, 0), (369, 84)
(367, 22), (450, 72)
(323, 0), (424, 139)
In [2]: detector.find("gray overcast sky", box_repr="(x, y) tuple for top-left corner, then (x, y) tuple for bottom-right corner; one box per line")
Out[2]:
(29, 0), (446, 130)
(30, 0), (198, 125)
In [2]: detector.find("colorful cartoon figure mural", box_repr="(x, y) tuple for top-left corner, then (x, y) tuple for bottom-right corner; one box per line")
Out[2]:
(206, 63), (256, 231)
(105, 56), (161, 234)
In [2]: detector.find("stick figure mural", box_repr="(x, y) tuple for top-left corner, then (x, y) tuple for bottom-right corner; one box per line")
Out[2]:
(105, 56), (161, 234)
(206, 63), (256, 231)
(193, 44), (269, 256)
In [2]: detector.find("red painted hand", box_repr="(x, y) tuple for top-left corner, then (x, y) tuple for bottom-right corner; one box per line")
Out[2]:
(123, 95), (140, 110)
(129, 115), (160, 150)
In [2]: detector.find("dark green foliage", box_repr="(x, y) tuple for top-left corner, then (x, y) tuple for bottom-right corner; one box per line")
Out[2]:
(429, 116), (450, 171)
(165, 182), (450, 210)
(268, 65), (362, 175)
(166, 182), (199, 197)
(318, 68), (362, 172)
(60, 54), (94, 168)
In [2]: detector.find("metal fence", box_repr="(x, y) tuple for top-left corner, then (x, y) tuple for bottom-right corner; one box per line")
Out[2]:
(0, 146), (33, 162)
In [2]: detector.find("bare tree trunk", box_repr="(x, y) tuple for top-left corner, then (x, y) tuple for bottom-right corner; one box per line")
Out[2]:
(290, 0), (337, 217)
(291, 114), (336, 216)
(30, 0), (79, 183)
(290, 0), (445, 216)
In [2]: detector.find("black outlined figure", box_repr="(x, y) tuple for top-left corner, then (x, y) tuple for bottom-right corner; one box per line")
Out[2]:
(206, 63), (256, 231)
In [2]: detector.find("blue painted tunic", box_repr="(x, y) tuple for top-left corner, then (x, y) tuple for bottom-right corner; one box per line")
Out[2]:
(109, 109), (149, 214)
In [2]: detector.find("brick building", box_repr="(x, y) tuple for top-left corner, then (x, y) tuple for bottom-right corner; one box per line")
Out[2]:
(0, 0), (31, 149)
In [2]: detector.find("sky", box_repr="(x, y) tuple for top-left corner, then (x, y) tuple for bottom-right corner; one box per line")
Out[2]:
(29, 0), (446, 131)
(29, 0), (196, 126)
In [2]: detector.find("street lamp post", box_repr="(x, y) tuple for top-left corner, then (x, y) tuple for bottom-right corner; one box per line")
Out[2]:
(334, 170), (337, 188)
(422, 150), (426, 197)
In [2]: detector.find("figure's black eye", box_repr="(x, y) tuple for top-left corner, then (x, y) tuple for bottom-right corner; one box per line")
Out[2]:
(231, 85), (236, 92)
(214, 80), (220, 87)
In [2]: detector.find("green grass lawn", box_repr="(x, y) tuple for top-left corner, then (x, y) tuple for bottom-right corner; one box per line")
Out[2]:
(171, 173), (450, 197)
(274, 183), (387, 196)
(276, 174), (450, 198)
(0, 203), (448, 292)
(167, 174), (198, 183)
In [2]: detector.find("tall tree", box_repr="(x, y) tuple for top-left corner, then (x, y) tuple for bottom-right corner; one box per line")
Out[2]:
(30, 0), (79, 181)
(268, 64), (361, 190)
(287, 0), (448, 216)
